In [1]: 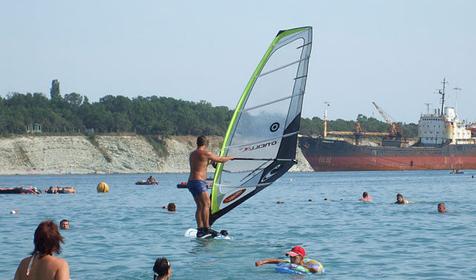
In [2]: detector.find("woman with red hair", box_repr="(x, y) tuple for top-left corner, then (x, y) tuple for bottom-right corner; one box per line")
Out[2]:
(14, 220), (70, 280)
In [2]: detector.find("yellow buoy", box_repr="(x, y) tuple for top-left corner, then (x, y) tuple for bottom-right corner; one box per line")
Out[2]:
(97, 181), (109, 193)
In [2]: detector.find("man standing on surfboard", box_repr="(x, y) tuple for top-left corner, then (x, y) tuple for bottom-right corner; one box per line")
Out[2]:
(188, 135), (233, 238)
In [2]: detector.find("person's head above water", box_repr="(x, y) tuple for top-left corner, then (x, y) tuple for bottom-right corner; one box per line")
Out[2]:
(395, 193), (405, 204)
(359, 191), (372, 202)
(153, 257), (172, 280)
(33, 220), (64, 256)
(167, 203), (176, 212)
(286, 246), (306, 265)
(196, 135), (209, 148)
(438, 202), (446, 213)
(59, 219), (70, 230)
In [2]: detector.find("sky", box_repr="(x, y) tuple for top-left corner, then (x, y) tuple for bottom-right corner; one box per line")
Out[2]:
(1, 0), (475, 123)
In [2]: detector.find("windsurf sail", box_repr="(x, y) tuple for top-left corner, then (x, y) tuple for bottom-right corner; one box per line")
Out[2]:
(210, 27), (313, 225)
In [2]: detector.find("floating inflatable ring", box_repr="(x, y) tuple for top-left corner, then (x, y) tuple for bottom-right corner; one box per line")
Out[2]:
(275, 264), (310, 274)
(275, 260), (324, 275)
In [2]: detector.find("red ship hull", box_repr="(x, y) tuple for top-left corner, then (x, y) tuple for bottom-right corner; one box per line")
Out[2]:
(299, 137), (476, 171)
(304, 155), (476, 171)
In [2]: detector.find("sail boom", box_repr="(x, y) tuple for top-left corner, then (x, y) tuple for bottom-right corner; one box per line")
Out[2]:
(233, 157), (297, 162)
(214, 182), (274, 189)
(226, 131), (298, 149)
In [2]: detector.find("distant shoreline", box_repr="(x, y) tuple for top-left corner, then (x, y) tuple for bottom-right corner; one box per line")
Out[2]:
(0, 135), (313, 175)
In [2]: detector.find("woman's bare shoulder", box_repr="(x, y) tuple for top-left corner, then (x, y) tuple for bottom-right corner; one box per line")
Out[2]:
(47, 255), (68, 265)
(14, 257), (31, 280)
(18, 256), (31, 267)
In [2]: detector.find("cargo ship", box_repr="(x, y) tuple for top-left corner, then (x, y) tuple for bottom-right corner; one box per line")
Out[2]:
(299, 80), (476, 171)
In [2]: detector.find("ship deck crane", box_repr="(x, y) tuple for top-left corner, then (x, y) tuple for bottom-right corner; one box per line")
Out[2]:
(327, 122), (391, 145)
(372, 101), (402, 139)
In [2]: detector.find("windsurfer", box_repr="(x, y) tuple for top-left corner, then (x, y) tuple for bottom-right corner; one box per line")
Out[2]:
(188, 135), (233, 238)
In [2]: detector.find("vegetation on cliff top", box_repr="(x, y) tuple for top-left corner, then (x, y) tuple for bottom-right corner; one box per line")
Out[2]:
(0, 80), (418, 138)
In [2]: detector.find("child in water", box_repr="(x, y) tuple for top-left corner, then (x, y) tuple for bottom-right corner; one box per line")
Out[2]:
(255, 245), (324, 274)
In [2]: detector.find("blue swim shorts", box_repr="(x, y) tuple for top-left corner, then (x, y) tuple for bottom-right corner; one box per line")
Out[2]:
(187, 180), (208, 197)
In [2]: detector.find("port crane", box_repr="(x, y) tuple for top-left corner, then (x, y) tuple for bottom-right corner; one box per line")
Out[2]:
(372, 101), (402, 139)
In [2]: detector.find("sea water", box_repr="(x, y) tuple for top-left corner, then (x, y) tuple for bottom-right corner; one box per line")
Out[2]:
(1, 171), (475, 279)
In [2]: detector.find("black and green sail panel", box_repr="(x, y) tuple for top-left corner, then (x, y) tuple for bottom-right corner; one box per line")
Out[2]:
(210, 27), (313, 225)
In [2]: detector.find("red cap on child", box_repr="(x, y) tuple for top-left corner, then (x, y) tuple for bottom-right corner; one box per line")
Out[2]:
(286, 246), (306, 257)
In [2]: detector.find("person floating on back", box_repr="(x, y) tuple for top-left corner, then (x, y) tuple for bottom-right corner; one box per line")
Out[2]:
(46, 186), (76, 194)
(188, 135), (233, 238)
(359, 192), (372, 202)
(255, 245), (324, 274)
(437, 202), (447, 213)
(395, 193), (410, 204)
(153, 257), (172, 280)
(14, 220), (70, 280)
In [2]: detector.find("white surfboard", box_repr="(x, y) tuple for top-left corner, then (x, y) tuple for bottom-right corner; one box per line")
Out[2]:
(184, 228), (231, 240)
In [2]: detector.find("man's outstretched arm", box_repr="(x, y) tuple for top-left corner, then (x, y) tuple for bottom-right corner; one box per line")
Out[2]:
(207, 151), (233, 163)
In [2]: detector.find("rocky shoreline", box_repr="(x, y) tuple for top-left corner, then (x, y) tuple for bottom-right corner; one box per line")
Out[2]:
(0, 135), (313, 175)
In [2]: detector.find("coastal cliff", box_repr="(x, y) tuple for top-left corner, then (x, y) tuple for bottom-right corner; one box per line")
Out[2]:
(0, 135), (313, 175)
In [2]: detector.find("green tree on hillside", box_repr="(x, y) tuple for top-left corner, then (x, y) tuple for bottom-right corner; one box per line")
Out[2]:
(0, 82), (418, 138)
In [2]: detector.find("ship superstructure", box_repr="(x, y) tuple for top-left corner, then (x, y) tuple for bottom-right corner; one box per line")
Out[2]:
(418, 107), (473, 145)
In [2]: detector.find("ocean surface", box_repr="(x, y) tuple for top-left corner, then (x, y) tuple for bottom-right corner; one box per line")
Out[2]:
(1, 171), (475, 280)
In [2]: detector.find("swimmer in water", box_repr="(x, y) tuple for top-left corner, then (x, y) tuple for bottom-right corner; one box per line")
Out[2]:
(255, 245), (323, 273)
(162, 203), (176, 212)
(437, 202), (446, 213)
(59, 219), (70, 230)
(147, 176), (158, 184)
(14, 220), (70, 280)
(153, 257), (172, 280)
(46, 186), (76, 194)
(395, 193), (410, 204)
(359, 192), (372, 202)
